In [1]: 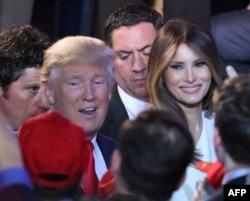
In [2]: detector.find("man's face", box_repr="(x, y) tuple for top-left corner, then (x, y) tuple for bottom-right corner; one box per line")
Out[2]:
(111, 22), (157, 102)
(46, 64), (111, 139)
(0, 68), (47, 130)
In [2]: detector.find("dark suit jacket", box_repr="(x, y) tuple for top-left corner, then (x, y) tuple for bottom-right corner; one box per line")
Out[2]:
(207, 174), (250, 201)
(100, 86), (129, 141)
(0, 184), (40, 201)
(163, 0), (211, 30)
(96, 133), (118, 167)
(211, 8), (250, 79)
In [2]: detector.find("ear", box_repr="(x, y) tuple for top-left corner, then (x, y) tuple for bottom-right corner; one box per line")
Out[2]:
(108, 91), (112, 101)
(110, 149), (121, 177)
(44, 82), (55, 105)
(0, 87), (4, 97)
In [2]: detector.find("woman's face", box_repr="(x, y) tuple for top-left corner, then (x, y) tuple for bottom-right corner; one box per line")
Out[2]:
(163, 43), (212, 108)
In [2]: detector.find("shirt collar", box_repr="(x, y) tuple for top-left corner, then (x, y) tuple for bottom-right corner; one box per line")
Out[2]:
(117, 86), (152, 120)
(91, 134), (97, 148)
(7, 126), (18, 137)
(223, 168), (250, 184)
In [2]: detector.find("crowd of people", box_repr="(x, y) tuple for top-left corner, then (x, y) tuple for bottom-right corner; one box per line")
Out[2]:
(0, 2), (249, 201)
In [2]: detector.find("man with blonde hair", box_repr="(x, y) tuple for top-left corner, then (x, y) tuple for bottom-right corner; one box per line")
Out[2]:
(41, 36), (118, 196)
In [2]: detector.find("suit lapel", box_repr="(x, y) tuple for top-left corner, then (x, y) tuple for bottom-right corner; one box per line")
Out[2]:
(108, 85), (129, 123)
(96, 134), (118, 168)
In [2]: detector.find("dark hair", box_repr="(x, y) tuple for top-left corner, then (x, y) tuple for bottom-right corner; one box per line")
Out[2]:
(107, 193), (147, 201)
(34, 184), (78, 201)
(118, 110), (194, 201)
(0, 25), (51, 92)
(147, 19), (222, 123)
(213, 74), (250, 165)
(104, 3), (163, 47)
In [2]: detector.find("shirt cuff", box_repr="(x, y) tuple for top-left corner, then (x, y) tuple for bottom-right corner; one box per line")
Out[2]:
(0, 167), (33, 190)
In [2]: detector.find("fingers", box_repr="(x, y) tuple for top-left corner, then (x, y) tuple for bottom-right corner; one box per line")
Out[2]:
(191, 190), (204, 201)
(191, 180), (205, 201)
(225, 65), (238, 78)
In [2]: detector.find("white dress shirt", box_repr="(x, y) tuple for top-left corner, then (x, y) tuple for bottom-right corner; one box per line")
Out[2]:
(117, 86), (152, 120)
(91, 135), (108, 181)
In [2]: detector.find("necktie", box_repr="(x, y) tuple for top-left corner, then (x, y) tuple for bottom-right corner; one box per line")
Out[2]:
(83, 141), (98, 195)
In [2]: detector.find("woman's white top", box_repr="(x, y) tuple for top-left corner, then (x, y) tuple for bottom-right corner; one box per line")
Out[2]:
(170, 111), (217, 201)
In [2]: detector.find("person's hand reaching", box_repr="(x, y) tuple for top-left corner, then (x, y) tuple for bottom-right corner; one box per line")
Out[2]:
(226, 65), (238, 78)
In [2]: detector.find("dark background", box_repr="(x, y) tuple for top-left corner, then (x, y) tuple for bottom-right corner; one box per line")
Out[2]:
(30, 0), (249, 41)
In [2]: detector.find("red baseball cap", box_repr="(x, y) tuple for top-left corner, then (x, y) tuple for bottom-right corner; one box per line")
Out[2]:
(19, 111), (89, 188)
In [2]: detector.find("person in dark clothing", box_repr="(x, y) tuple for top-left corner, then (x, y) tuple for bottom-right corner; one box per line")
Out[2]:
(211, 2), (250, 79)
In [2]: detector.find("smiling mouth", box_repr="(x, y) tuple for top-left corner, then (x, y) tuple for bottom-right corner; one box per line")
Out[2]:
(180, 85), (201, 93)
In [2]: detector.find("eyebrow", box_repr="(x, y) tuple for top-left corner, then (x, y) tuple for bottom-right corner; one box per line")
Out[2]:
(67, 75), (83, 80)
(171, 57), (204, 63)
(25, 83), (40, 89)
(115, 50), (131, 54)
(115, 44), (152, 54)
(170, 61), (184, 65)
(138, 44), (152, 52)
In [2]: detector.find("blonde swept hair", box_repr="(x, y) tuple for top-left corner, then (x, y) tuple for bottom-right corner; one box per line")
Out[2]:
(41, 36), (115, 90)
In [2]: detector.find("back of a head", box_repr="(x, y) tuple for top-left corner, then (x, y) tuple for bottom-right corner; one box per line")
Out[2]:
(41, 35), (115, 88)
(19, 111), (89, 200)
(118, 110), (194, 201)
(213, 74), (250, 165)
(0, 25), (50, 91)
(104, 3), (163, 47)
(107, 193), (147, 201)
